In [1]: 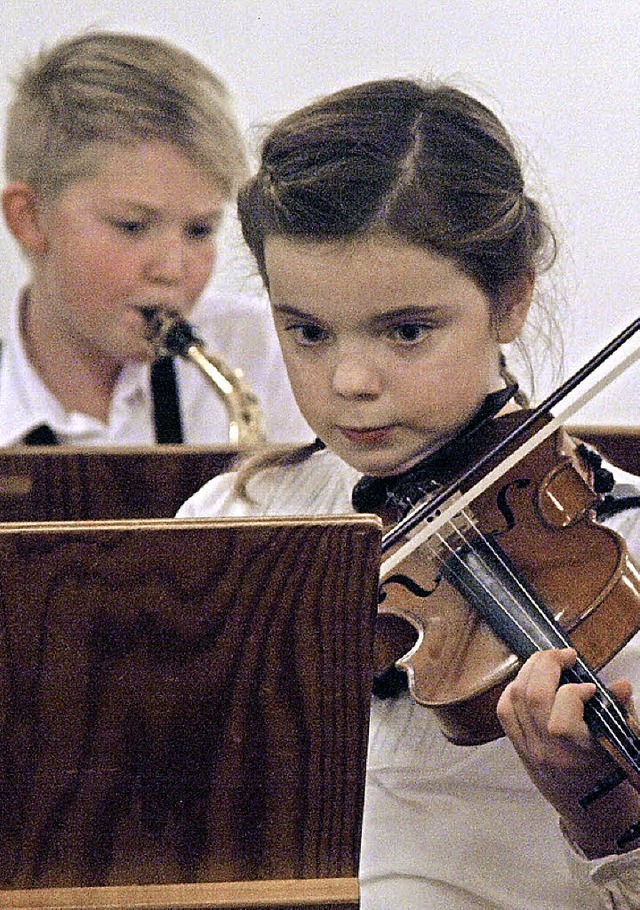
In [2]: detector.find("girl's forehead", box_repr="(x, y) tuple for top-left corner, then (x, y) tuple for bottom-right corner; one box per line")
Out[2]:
(265, 234), (455, 273)
(264, 235), (486, 308)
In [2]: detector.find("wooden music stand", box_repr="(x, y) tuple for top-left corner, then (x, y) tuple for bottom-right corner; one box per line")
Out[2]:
(0, 446), (240, 523)
(567, 425), (640, 475)
(0, 514), (381, 909)
(0, 431), (635, 525)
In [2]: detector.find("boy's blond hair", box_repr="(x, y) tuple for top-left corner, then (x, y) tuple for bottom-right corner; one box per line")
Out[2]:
(4, 30), (248, 200)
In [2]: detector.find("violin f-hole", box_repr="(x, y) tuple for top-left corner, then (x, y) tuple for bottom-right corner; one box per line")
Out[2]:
(495, 478), (531, 531)
(378, 573), (438, 605)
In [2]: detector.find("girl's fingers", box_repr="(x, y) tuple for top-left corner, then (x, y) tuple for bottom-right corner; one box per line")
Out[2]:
(609, 678), (634, 707)
(499, 649), (636, 747)
(497, 648), (638, 826)
(498, 649), (573, 725)
(546, 679), (595, 742)
(498, 649), (595, 747)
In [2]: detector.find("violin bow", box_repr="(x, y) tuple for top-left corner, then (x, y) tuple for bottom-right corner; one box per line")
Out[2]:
(381, 317), (639, 570)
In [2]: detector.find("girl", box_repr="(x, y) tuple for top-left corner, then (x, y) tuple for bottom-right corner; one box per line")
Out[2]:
(177, 79), (640, 909)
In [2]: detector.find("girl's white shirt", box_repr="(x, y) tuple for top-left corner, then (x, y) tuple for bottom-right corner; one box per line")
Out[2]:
(177, 448), (640, 910)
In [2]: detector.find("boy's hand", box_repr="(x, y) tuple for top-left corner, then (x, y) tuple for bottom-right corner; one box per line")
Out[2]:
(497, 648), (640, 858)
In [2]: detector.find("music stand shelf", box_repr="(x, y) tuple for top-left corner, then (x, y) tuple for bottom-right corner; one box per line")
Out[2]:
(0, 445), (240, 523)
(0, 876), (359, 909)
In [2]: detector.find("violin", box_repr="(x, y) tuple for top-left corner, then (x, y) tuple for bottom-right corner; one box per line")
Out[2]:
(359, 318), (640, 847)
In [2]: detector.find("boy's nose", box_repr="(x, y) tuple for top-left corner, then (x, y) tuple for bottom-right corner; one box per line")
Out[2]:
(145, 237), (186, 285)
(331, 349), (382, 399)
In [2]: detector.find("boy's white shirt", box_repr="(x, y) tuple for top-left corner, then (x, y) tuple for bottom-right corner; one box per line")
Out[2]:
(177, 448), (640, 910)
(0, 289), (312, 446)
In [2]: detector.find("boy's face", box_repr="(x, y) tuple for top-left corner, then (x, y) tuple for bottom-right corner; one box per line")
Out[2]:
(30, 140), (227, 365)
(266, 236), (529, 477)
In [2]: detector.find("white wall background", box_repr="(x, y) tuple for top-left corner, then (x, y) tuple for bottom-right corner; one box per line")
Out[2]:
(0, 0), (637, 424)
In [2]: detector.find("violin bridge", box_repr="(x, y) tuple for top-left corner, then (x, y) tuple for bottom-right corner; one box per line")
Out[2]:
(406, 491), (478, 558)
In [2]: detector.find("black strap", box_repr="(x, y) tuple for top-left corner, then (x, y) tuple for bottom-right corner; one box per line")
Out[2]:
(352, 385), (519, 515)
(150, 356), (184, 444)
(596, 493), (640, 518)
(23, 423), (59, 445)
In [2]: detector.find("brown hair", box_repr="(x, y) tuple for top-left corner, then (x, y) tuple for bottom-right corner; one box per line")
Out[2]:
(235, 78), (559, 492)
(4, 30), (247, 201)
(239, 78), (555, 305)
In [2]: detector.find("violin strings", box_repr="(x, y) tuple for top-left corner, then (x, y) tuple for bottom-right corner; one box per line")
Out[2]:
(439, 514), (639, 763)
(419, 512), (640, 765)
(439, 515), (639, 763)
(429, 523), (636, 763)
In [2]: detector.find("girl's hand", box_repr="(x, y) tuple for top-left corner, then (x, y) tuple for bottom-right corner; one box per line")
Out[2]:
(497, 648), (640, 858)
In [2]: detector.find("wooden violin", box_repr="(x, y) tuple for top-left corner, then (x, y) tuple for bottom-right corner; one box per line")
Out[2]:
(367, 318), (640, 839)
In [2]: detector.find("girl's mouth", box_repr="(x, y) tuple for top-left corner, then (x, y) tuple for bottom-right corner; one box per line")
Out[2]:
(338, 426), (394, 446)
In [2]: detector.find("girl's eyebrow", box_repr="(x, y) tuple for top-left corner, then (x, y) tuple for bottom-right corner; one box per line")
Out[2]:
(375, 305), (445, 322)
(271, 304), (321, 320)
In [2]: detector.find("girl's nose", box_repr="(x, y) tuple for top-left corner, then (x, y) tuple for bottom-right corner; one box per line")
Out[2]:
(331, 349), (383, 399)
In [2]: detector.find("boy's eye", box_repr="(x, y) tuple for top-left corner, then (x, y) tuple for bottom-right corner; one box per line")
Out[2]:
(186, 222), (214, 241)
(112, 219), (147, 236)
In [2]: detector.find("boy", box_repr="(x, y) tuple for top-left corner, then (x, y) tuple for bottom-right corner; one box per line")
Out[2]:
(0, 30), (310, 446)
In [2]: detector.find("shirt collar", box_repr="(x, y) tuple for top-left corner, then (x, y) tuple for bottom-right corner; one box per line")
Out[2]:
(0, 288), (151, 445)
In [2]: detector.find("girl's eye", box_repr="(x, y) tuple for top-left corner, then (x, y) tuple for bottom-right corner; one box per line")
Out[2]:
(287, 323), (329, 346)
(388, 322), (431, 344)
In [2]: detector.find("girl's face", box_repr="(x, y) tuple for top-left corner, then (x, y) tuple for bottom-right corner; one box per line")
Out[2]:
(266, 236), (530, 477)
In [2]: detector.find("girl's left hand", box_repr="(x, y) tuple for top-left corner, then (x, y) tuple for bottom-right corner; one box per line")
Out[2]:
(497, 647), (640, 858)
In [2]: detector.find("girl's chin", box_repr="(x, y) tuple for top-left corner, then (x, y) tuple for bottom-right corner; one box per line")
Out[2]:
(345, 443), (449, 478)
(324, 427), (446, 476)
(340, 451), (424, 478)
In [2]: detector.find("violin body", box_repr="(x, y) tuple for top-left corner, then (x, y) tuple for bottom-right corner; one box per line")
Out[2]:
(378, 415), (640, 745)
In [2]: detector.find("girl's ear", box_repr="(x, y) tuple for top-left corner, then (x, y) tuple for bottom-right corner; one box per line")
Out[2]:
(1, 182), (49, 254)
(496, 271), (535, 344)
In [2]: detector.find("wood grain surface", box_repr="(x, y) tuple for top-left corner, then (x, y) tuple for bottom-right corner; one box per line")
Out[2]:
(0, 447), (238, 522)
(0, 516), (380, 906)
